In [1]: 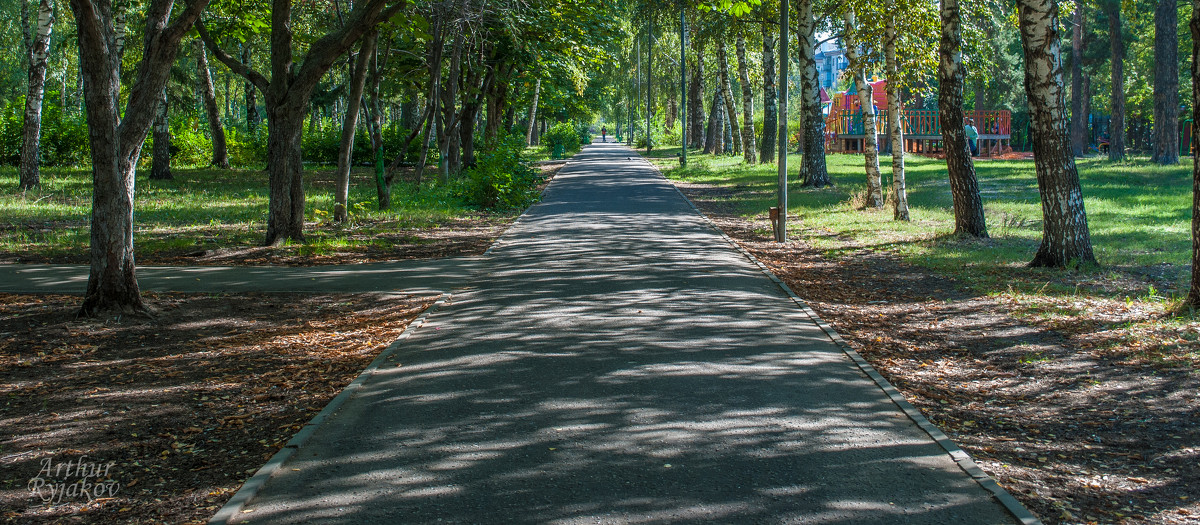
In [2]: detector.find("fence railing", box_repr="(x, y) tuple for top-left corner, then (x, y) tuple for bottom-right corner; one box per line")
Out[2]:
(825, 109), (1012, 137)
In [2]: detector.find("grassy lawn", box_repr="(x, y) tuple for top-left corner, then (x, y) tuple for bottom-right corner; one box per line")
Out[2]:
(0, 164), (517, 264)
(649, 147), (1198, 366)
(651, 149), (1191, 299)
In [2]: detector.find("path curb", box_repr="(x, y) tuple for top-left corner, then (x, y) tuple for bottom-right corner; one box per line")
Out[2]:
(209, 294), (452, 524)
(641, 153), (1042, 525)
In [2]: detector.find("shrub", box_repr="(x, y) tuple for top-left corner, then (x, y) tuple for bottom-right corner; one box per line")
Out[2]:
(457, 133), (543, 209)
(542, 122), (581, 154)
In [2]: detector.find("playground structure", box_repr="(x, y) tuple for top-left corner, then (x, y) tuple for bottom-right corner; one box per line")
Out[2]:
(824, 80), (1013, 157)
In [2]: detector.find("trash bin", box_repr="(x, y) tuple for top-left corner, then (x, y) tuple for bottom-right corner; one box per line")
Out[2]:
(552, 143), (564, 159)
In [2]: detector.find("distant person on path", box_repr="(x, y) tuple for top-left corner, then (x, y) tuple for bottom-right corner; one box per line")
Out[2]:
(965, 119), (979, 156)
(601, 126), (607, 143)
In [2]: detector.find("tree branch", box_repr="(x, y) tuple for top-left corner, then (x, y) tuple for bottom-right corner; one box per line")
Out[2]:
(196, 21), (271, 93)
(291, 0), (406, 91)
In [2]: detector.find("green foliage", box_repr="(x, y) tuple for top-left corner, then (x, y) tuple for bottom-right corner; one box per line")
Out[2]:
(542, 122), (582, 154)
(1, 94), (90, 167)
(457, 134), (543, 210)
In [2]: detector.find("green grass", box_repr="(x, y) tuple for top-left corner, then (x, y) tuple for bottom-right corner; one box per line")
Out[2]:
(651, 148), (1193, 302)
(0, 165), (496, 262)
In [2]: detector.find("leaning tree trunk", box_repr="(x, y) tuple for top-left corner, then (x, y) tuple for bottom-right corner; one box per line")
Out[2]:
(735, 33), (757, 163)
(1070, 3), (1085, 157)
(1106, 0), (1126, 161)
(333, 34), (374, 222)
(196, 39), (229, 169)
(526, 78), (541, 146)
(1017, 0), (1097, 267)
(760, 21), (777, 163)
(885, 8), (908, 221)
(843, 8), (883, 207)
(798, 0), (830, 186)
(716, 39), (742, 156)
(19, 0), (55, 190)
(939, 0), (988, 237)
(1153, 0), (1179, 164)
(150, 89), (173, 180)
(1186, 0), (1200, 308)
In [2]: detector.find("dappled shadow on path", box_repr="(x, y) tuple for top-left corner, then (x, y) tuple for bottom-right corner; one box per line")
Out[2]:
(232, 143), (1015, 524)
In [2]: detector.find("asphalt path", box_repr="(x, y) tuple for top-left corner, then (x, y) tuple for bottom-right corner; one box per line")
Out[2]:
(220, 142), (1027, 524)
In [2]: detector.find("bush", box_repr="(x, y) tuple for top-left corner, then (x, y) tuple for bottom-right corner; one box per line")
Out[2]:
(457, 134), (543, 209)
(542, 122), (581, 154)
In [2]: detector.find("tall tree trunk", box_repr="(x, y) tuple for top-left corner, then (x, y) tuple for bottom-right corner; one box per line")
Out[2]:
(438, 32), (462, 182)
(1185, 0), (1200, 308)
(71, 0), (210, 316)
(705, 90), (723, 154)
(460, 66), (490, 169)
(242, 44), (260, 133)
(1018, 0), (1097, 267)
(333, 34), (374, 222)
(688, 50), (705, 149)
(150, 88), (172, 180)
(196, 39), (229, 169)
(760, 20), (777, 163)
(1153, 0), (1180, 164)
(19, 0), (55, 190)
(1107, 0), (1126, 161)
(735, 33), (757, 163)
(843, 7), (883, 208)
(526, 78), (541, 146)
(885, 8), (908, 221)
(716, 39), (741, 156)
(798, 0), (829, 186)
(1070, 2), (1085, 157)
(940, 0), (988, 237)
(416, 20), (444, 185)
(365, 32), (388, 210)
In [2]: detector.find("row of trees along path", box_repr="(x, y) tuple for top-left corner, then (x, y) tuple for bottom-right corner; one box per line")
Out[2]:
(8, 0), (1200, 315)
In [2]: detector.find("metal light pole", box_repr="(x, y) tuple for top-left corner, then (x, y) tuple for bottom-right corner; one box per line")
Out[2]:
(680, 7), (687, 166)
(775, 0), (789, 242)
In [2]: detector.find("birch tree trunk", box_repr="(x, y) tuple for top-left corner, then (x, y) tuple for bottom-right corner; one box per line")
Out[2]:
(1070, 3), (1085, 157)
(1153, 0), (1179, 164)
(1017, 0), (1097, 267)
(1185, 0), (1200, 308)
(1106, 0), (1126, 161)
(19, 0), (54, 190)
(195, 39), (229, 169)
(885, 9), (908, 221)
(842, 7), (882, 207)
(798, 0), (829, 186)
(333, 35), (374, 222)
(150, 88), (172, 180)
(939, 0), (988, 237)
(526, 78), (541, 146)
(735, 33), (757, 163)
(760, 21), (777, 163)
(716, 39), (741, 156)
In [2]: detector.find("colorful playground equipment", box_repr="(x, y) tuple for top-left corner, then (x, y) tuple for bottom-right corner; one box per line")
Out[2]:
(824, 80), (1013, 156)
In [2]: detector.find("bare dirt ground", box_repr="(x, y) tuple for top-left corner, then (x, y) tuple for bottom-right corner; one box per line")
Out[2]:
(0, 292), (434, 524)
(672, 179), (1200, 525)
